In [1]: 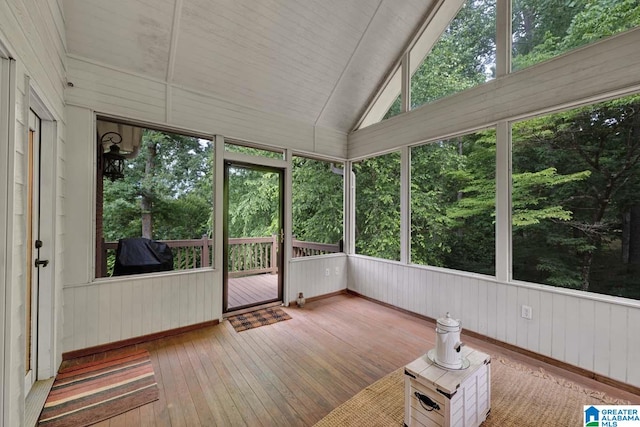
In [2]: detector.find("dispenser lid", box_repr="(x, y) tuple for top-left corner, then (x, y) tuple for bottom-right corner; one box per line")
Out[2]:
(437, 312), (460, 329)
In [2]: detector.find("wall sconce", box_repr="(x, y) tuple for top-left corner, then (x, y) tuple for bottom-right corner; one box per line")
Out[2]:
(101, 131), (125, 181)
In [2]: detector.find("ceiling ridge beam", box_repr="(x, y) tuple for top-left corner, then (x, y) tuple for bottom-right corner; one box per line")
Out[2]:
(313, 0), (385, 128)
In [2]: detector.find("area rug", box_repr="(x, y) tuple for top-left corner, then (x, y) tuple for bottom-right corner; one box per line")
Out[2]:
(313, 355), (631, 427)
(38, 349), (159, 427)
(228, 307), (292, 332)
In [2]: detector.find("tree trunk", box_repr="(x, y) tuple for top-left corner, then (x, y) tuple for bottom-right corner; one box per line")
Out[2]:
(580, 251), (593, 291)
(141, 142), (156, 239)
(624, 205), (640, 265)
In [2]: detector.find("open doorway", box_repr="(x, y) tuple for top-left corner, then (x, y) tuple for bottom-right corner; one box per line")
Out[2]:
(223, 161), (284, 313)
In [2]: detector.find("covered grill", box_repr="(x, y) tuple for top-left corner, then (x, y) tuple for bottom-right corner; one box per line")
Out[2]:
(112, 237), (173, 276)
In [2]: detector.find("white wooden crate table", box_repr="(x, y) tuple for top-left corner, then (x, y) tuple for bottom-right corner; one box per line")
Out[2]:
(404, 346), (491, 427)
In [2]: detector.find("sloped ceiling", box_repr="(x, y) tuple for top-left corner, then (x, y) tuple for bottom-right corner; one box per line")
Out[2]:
(63, 0), (435, 133)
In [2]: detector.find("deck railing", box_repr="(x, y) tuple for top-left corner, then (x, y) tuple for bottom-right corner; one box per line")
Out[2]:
(228, 236), (278, 278)
(102, 235), (341, 277)
(291, 239), (342, 258)
(102, 235), (214, 277)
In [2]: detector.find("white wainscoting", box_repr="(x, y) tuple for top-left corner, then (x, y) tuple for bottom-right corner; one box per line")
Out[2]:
(348, 255), (640, 388)
(288, 254), (347, 304)
(62, 269), (222, 353)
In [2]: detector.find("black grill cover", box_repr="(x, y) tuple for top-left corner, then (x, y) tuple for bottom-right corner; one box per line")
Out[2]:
(113, 237), (174, 276)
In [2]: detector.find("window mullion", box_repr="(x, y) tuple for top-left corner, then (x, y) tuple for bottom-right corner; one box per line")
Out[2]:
(496, 0), (511, 77)
(495, 121), (511, 282)
(401, 53), (411, 113)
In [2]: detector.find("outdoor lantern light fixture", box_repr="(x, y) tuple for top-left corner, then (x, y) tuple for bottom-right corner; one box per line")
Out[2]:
(101, 131), (126, 181)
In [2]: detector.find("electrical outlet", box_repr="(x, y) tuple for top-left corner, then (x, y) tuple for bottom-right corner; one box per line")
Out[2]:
(521, 305), (532, 320)
(325, 268), (330, 277)
(335, 267), (340, 276)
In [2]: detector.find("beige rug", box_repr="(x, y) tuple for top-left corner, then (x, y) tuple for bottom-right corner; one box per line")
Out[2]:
(314, 356), (631, 427)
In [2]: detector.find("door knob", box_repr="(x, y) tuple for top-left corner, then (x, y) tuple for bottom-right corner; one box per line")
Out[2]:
(35, 259), (49, 268)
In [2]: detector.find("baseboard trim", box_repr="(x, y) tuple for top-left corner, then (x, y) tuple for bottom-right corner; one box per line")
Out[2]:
(289, 289), (347, 307)
(62, 319), (219, 361)
(346, 289), (640, 397)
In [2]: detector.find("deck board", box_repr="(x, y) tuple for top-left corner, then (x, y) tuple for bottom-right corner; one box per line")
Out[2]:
(227, 273), (279, 309)
(56, 294), (639, 427)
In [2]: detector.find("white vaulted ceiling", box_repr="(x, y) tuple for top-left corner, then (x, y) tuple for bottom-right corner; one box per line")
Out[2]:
(63, 0), (436, 133)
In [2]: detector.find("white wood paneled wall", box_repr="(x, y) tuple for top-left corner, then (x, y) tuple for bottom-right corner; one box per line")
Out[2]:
(65, 57), (348, 158)
(288, 254), (347, 303)
(348, 256), (640, 388)
(0, 1), (67, 425)
(61, 255), (345, 353)
(62, 270), (222, 352)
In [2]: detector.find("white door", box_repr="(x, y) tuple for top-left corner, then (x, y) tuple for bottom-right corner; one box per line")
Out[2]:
(24, 109), (42, 393)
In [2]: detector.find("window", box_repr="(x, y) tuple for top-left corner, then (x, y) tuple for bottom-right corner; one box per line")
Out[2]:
(411, 129), (496, 275)
(358, 0), (496, 128)
(512, 0), (639, 71)
(292, 156), (344, 257)
(354, 152), (401, 261)
(225, 142), (284, 159)
(96, 119), (213, 278)
(411, 0), (496, 110)
(512, 93), (640, 299)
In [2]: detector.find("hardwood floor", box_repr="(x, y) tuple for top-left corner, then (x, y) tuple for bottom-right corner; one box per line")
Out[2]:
(228, 274), (279, 310)
(60, 293), (640, 426)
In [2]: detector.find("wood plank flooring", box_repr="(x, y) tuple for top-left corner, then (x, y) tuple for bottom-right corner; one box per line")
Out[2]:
(228, 274), (279, 309)
(59, 294), (640, 426)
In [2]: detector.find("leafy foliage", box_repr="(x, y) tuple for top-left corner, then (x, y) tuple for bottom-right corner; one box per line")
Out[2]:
(292, 157), (343, 244)
(512, 0), (640, 70)
(103, 130), (213, 242)
(513, 95), (640, 292)
(354, 152), (401, 260)
(227, 166), (280, 238)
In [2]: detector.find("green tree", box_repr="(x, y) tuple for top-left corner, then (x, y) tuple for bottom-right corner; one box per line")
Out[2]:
(509, 0), (640, 295)
(512, 0), (639, 69)
(385, 0), (496, 119)
(103, 130), (213, 242)
(227, 166), (280, 238)
(292, 157), (343, 244)
(410, 130), (587, 276)
(513, 96), (640, 292)
(354, 152), (401, 261)
(411, 140), (465, 267)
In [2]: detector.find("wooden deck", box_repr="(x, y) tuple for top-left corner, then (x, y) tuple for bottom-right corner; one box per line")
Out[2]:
(60, 294), (640, 426)
(227, 274), (279, 310)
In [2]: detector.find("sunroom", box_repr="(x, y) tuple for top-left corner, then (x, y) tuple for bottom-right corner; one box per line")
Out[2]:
(1, 0), (640, 425)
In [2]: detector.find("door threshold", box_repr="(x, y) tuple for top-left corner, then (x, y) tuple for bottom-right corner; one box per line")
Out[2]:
(25, 377), (54, 427)
(224, 301), (283, 318)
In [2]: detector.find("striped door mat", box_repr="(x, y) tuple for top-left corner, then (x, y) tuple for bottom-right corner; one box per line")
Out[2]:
(228, 306), (292, 332)
(38, 349), (159, 427)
